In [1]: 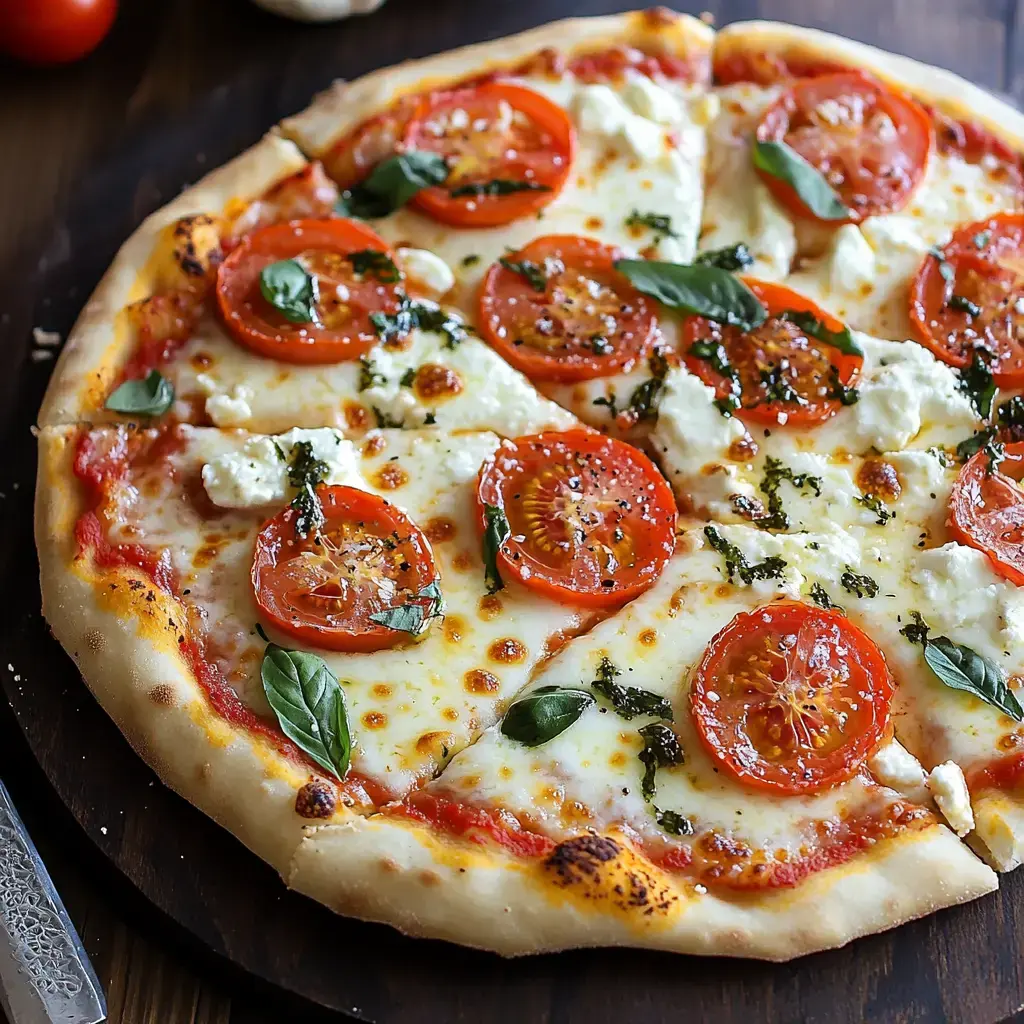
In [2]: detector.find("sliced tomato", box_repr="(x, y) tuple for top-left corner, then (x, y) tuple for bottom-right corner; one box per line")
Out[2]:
(403, 82), (574, 227)
(477, 235), (657, 382)
(755, 71), (932, 223)
(476, 430), (676, 607)
(949, 441), (1024, 586)
(252, 485), (440, 653)
(690, 602), (895, 795)
(947, 211), (1024, 262)
(682, 279), (863, 428)
(909, 249), (1024, 386)
(216, 218), (401, 365)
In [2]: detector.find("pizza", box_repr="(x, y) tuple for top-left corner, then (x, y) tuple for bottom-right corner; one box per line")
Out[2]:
(33, 9), (1024, 960)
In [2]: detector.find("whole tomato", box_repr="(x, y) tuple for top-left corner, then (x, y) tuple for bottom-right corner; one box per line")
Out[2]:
(0, 0), (118, 65)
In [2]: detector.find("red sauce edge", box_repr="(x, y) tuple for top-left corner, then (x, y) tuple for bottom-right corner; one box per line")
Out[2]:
(968, 751), (1024, 794)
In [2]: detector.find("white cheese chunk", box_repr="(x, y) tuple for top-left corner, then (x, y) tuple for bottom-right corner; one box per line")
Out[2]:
(622, 70), (682, 124)
(396, 247), (455, 296)
(827, 223), (875, 295)
(205, 386), (255, 428)
(202, 428), (363, 508)
(868, 740), (929, 802)
(574, 84), (667, 162)
(927, 761), (975, 837)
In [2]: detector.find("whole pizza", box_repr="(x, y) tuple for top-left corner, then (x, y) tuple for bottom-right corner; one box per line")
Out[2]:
(33, 9), (1024, 959)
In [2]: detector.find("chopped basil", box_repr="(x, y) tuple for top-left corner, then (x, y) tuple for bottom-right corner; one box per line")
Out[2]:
(370, 294), (467, 349)
(928, 246), (956, 283)
(372, 406), (405, 429)
(500, 686), (594, 747)
(752, 456), (822, 531)
(840, 567), (878, 599)
(347, 249), (400, 283)
(624, 209), (679, 241)
(105, 369), (174, 416)
(752, 140), (850, 220)
(957, 350), (996, 418)
(654, 807), (694, 836)
(899, 610), (931, 647)
(778, 309), (864, 357)
(638, 722), (685, 801)
(856, 493), (893, 526)
(688, 340), (741, 416)
(482, 503), (510, 595)
(827, 365), (860, 406)
(261, 641), (351, 780)
(704, 524), (787, 585)
(758, 364), (805, 406)
(621, 350), (671, 423)
(927, 446), (954, 468)
(287, 440), (330, 538)
(982, 438), (1007, 476)
(368, 580), (445, 635)
(399, 367), (417, 388)
(614, 259), (767, 331)
(693, 243), (755, 272)
(449, 179), (551, 198)
(948, 294), (982, 317)
(358, 357), (386, 391)
(499, 256), (547, 292)
(461, 254), (481, 267)
(808, 582), (841, 610)
(592, 393), (619, 418)
(336, 151), (449, 218)
(259, 258), (319, 324)
(590, 656), (674, 721)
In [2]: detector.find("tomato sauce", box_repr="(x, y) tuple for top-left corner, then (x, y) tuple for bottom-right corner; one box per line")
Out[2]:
(968, 751), (1024, 794)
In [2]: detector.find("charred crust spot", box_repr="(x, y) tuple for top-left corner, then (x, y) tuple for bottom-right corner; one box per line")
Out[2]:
(295, 779), (337, 819)
(172, 214), (221, 277)
(148, 683), (175, 707)
(643, 6), (678, 27)
(546, 834), (622, 884)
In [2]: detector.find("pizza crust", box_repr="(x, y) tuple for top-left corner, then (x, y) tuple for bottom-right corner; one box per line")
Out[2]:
(287, 814), (996, 959)
(34, 425), (353, 874)
(972, 792), (1024, 871)
(279, 8), (714, 158)
(37, 134), (308, 428)
(715, 21), (1024, 152)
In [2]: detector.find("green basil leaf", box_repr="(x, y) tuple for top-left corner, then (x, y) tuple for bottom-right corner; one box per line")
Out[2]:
(261, 642), (351, 779)
(347, 249), (401, 283)
(449, 179), (551, 198)
(924, 637), (1024, 723)
(654, 807), (694, 836)
(500, 687), (594, 747)
(368, 580), (446, 635)
(482, 503), (511, 595)
(957, 350), (996, 418)
(614, 259), (766, 331)
(105, 369), (175, 416)
(779, 309), (864, 357)
(499, 256), (547, 292)
(638, 722), (685, 801)
(336, 151), (449, 218)
(259, 258), (318, 324)
(752, 140), (850, 221)
(693, 243), (755, 271)
(590, 657), (674, 721)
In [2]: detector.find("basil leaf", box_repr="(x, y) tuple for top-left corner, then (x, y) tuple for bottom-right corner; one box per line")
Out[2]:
(347, 249), (401, 283)
(638, 722), (685, 801)
(590, 656), (674, 721)
(924, 637), (1024, 723)
(614, 259), (766, 331)
(261, 642), (351, 779)
(449, 179), (551, 198)
(260, 259), (318, 324)
(105, 369), (174, 416)
(482, 503), (510, 595)
(957, 350), (996, 418)
(693, 243), (755, 271)
(368, 581), (446, 635)
(499, 256), (547, 292)
(752, 140), (850, 221)
(625, 209), (679, 241)
(287, 440), (330, 539)
(336, 151), (449, 218)
(654, 807), (694, 836)
(500, 687), (594, 747)
(779, 309), (863, 357)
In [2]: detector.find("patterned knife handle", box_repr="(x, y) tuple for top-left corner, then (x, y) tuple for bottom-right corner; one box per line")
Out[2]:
(0, 780), (106, 1024)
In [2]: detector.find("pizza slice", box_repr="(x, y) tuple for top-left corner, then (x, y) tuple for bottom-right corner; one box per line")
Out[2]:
(286, 521), (996, 958)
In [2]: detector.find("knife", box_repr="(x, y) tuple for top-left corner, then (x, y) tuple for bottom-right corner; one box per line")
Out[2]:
(0, 780), (106, 1024)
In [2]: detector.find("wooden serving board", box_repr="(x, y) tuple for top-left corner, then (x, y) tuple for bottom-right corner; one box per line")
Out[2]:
(3, 1), (1024, 1020)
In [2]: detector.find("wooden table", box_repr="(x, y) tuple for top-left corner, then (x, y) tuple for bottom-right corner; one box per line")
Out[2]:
(4, 0), (1024, 1021)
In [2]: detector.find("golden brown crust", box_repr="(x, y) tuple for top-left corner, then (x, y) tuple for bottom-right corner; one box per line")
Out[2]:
(279, 9), (714, 158)
(37, 135), (307, 428)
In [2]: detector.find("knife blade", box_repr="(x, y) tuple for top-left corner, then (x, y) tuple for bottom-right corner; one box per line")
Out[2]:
(0, 780), (106, 1024)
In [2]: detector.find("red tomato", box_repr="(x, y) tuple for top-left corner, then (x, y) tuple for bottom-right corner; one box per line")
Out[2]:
(690, 602), (895, 795)
(476, 429), (677, 607)
(252, 485), (440, 653)
(0, 0), (117, 65)
(216, 218), (402, 365)
(755, 72), (932, 223)
(403, 82), (574, 227)
(682, 279), (863, 428)
(477, 235), (657, 382)
(949, 441), (1024, 587)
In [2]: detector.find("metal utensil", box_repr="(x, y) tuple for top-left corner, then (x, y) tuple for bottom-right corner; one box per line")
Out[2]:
(0, 780), (106, 1024)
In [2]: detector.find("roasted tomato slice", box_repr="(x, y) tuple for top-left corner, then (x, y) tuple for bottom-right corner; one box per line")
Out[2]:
(216, 218), (401, 365)
(755, 71), (932, 223)
(403, 82), (575, 227)
(949, 441), (1024, 586)
(682, 279), (863, 428)
(909, 249), (1024, 386)
(947, 211), (1024, 262)
(476, 430), (677, 606)
(690, 602), (895, 795)
(252, 485), (440, 653)
(478, 235), (657, 382)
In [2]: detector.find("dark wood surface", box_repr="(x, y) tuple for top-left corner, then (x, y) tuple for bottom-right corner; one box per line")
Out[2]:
(4, 1), (1024, 1022)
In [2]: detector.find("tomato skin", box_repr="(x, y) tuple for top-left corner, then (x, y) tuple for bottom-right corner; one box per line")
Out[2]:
(682, 279), (862, 428)
(478, 235), (657, 382)
(476, 429), (677, 607)
(949, 441), (1024, 587)
(252, 485), (440, 653)
(690, 602), (895, 796)
(404, 82), (575, 228)
(216, 218), (401, 365)
(0, 0), (117, 64)
(755, 72), (932, 224)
